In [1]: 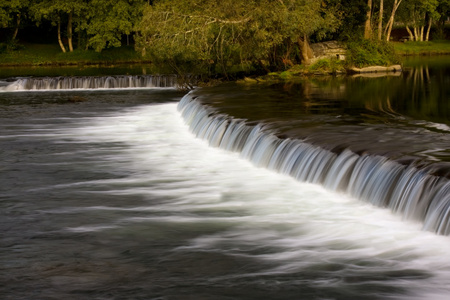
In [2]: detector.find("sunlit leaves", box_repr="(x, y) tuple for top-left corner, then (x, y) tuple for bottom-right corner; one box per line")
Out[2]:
(135, 0), (341, 74)
(85, 0), (143, 52)
(0, 0), (28, 29)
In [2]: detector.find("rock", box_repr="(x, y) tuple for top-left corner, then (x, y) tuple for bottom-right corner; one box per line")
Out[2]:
(350, 65), (402, 74)
(351, 72), (402, 78)
(309, 41), (347, 64)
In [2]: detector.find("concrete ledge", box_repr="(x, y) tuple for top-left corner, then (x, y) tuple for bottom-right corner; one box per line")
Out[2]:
(351, 72), (402, 78)
(350, 65), (402, 73)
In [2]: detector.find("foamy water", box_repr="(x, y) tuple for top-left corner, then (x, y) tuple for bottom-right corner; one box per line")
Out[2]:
(39, 103), (450, 299)
(2, 84), (450, 299)
(0, 75), (180, 92)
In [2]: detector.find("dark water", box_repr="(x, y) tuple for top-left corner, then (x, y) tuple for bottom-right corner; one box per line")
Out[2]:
(1, 60), (450, 299)
(191, 62), (450, 165)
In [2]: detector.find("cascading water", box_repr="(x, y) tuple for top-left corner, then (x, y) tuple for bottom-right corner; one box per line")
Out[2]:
(0, 75), (182, 91)
(3, 64), (450, 299)
(178, 92), (450, 235)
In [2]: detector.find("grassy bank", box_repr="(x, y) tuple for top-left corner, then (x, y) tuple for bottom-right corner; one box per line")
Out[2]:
(393, 40), (450, 55)
(0, 43), (148, 66)
(2, 40), (450, 72)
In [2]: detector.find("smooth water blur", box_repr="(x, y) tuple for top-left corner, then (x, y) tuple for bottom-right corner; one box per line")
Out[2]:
(0, 64), (167, 79)
(1, 57), (450, 299)
(192, 59), (450, 168)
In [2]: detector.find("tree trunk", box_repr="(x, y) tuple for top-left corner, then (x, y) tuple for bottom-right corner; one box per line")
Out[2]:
(299, 34), (313, 64)
(413, 27), (418, 41)
(378, 0), (384, 40)
(12, 13), (21, 40)
(425, 18), (432, 41)
(384, 0), (403, 42)
(68, 11), (73, 52)
(405, 25), (414, 41)
(385, 17), (393, 41)
(420, 26), (424, 42)
(57, 17), (67, 53)
(364, 0), (373, 39)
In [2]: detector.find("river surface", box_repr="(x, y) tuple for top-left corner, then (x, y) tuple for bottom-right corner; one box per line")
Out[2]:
(1, 58), (450, 299)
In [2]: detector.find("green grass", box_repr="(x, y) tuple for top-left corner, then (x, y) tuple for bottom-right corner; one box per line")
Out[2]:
(393, 40), (450, 55)
(346, 39), (399, 67)
(0, 43), (148, 66)
(307, 58), (346, 74)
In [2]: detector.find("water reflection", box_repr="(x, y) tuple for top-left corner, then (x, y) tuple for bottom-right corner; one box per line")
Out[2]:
(2, 57), (450, 299)
(193, 61), (450, 168)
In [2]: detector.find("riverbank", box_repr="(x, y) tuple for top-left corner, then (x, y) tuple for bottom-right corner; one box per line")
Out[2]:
(392, 40), (450, 55)
(236, 63), (403, 85)
(2, 40), (450, 68)
(0, 43), (149, 66)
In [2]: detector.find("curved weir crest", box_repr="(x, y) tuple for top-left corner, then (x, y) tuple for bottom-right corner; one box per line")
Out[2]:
(178, 92), (450, 235)
(0, 75), (180, 91)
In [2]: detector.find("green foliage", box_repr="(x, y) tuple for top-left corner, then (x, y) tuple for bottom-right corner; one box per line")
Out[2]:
(85, 0), (143, 52)
(308, 58), (345, 73)
(279, 71), (293, 80)
(135, 0), (342, 76)
(396, 0), (440, 41)
(0, 39), (23, 53)
(4, 0), (450, 70)
(346, 39), (399, 67)
(0, 0), (27, 28)
(25, 0), (144, 52)
(324, 0), (367, 41)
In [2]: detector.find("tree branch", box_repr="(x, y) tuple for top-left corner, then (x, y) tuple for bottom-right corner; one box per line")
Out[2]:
(156, 11), (251, 25)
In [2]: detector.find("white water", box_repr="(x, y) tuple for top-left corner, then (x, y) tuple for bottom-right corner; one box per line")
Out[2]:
(0, 75), (179, 91)
(43, 102), (450, 299)
(2, 81), (450, 298)
(178, 93), (450, 236)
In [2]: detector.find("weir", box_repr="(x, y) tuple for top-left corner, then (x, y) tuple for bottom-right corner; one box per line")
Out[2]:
(178, 92), (450, 235)
(0, 75), (180, 91)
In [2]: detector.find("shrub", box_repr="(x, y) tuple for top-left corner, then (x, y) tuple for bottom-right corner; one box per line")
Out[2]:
(0, 39), (24, 54)
(308, 58), (345, 74)
(279, 71), (293, 80)
(346, 39), (399, 68)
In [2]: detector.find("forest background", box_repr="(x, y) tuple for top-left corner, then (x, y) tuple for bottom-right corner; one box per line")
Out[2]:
(1, 0), (450, 77)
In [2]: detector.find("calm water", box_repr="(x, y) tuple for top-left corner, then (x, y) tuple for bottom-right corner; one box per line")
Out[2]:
(1, 58), (450, 299)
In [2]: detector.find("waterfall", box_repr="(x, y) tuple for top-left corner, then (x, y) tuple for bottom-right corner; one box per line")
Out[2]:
(0, 75), (182, 91)
(178, 92), (450, 235)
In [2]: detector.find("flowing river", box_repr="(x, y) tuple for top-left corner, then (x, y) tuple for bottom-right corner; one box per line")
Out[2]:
(1, 58), (450, 299)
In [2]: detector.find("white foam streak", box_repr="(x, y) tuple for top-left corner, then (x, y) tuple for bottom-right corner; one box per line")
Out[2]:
(52, 101), (450, 299)
(0, 75), (180, 92)
(178, 93), (450, 236)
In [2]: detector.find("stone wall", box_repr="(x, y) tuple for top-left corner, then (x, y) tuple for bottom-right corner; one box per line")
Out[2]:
(309, 41), (346, 64)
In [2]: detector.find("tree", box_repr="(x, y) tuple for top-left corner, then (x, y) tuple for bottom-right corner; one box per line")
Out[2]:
(384, 0), (403, 41)
(84, 0), (143, 52)
(436, 0), (450, 39)
(378, 0), (384, 40)
(326, 0), (367, 40)
(362, 0), (403, 41)
(364, 0), (373, 38)
(135, 0), (341, 76)
(29, 0), (143, 53)
(399, 0), (439, 41)
(30, 0), (86, 52)
(0, 0), (29, 41)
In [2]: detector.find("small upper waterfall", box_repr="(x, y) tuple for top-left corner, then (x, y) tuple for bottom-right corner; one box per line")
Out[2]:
(0, 75), (181, 91)
(178, 92), (450, 235)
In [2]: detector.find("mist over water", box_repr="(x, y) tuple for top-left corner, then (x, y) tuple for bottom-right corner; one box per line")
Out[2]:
(1, 60), (450, 299)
